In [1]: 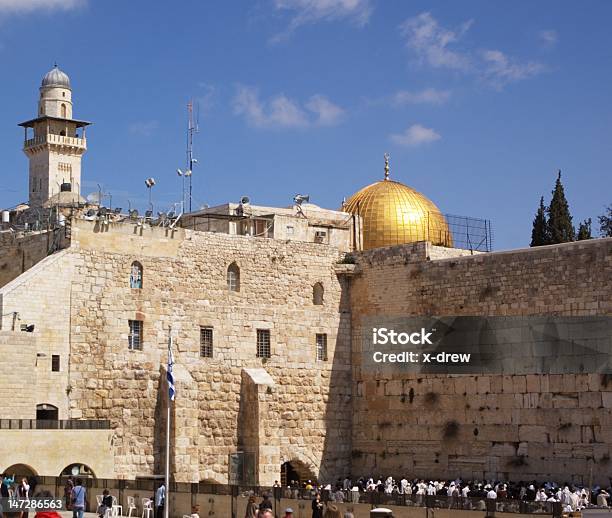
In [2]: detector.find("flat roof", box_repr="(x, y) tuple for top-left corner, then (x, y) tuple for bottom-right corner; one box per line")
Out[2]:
(18, 115), (92, 128)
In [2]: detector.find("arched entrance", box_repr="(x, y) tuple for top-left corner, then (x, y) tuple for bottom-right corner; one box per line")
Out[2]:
(59, 463), (96, 479)
(36, 403), (58, 421)
(280, 460), (317, 486)
(2, 464), (38, 478)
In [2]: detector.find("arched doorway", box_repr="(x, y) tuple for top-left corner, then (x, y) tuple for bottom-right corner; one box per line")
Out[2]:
(280, 460), (317, 486)
(2, 464), (38, 478)
(36, 403), (58, 421)
(59, 463), (96, 479)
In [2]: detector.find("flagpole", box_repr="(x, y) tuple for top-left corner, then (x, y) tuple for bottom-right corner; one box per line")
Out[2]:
(165, 331), (172, 518)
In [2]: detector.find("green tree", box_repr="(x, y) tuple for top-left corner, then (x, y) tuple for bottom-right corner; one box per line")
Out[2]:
(576, 218), (592, 240)
(530, 196), (550, 246)
(599, 204), (612, 237)
(547, 170), (575, 243)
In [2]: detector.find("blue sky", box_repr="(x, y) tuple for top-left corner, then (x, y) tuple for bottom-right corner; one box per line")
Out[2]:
(1, 0), (610, 250)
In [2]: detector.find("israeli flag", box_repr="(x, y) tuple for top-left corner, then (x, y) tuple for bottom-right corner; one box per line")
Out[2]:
(167, 338), (175, 401)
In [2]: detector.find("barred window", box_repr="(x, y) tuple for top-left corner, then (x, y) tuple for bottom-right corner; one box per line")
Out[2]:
(256, 329), (271, 359)
(130, 261), (143, 289)
(51, 354), (60, 372)
(227, 262), (240, 292)
(128, 320), (143, 350)
(316, 333), (328, 361)
(200, 327), (213, 358)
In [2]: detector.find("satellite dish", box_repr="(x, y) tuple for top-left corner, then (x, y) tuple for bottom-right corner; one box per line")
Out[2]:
(86, 192), (102, 204)
(240, 196), (250, 205)
(293, 194), (309, 205)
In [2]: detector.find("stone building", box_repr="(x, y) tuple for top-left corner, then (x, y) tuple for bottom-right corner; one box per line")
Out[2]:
(0, 67), (610, 487)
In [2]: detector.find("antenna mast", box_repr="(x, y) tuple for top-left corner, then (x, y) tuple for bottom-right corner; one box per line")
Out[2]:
(186, 100), (199, 213)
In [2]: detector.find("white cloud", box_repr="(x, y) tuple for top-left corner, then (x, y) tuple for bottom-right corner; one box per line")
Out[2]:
(539, 29), (558, 48)
(390, 124), (441, 147)
(0, 0), (84, 14)
(305, 94), (345, 125)
(233, 85), (344, 129)
(400, 12), (473, 70)
(272, 0), (372, 42)
(399, 12), (546, 89)
(129, 120), (159, 137)
(481, 49), (545, 88)
(392, 88), (451, 106)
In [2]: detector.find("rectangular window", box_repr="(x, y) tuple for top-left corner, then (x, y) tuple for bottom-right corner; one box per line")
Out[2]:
(51, 354), (60, 372)
(316, 333), (328, 361)
(256, 329), (271, 359)
(128, 320), (143, 350)
(314, 230), (327, 243)
(200, 327), (213, 358)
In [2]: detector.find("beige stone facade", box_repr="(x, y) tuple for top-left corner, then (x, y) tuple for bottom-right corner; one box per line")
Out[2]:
(349, 239), (612, 485)
(0, 219), (352, 484)
(0, 216), (610, 486)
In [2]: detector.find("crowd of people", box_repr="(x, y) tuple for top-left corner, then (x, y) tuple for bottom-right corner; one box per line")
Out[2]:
(277, 475), (611, 513)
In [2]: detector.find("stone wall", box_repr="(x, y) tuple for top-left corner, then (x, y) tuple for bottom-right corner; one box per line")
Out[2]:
(349, 238), (612, 484)
(64, 219), (352, 482)
(0, 250), (75, 419)
(0, 229), (60, 288)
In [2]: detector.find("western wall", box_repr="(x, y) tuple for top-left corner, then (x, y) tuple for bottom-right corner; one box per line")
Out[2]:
(350, 238), (612, 484)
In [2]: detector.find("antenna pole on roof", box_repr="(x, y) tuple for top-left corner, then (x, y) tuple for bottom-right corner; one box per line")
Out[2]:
(185, 100), (200, 213)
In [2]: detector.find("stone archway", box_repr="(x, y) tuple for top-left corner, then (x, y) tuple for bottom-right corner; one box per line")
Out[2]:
(280, 457), (318, 485)
(2, 463), (38, 478)
(59, 463), (96, 479)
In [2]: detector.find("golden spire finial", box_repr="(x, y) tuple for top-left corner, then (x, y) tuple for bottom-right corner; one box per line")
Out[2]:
(384, 153), (390, 180)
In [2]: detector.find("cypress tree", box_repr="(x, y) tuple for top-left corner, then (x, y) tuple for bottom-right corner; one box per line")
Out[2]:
(530, 196), (550, 246)
(599, 204), (612, 237)
(576, 218), (592, 240)
(547, 170), (575, 243)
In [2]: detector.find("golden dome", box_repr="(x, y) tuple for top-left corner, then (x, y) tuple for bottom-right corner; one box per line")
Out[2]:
(343, 156), (452, 250)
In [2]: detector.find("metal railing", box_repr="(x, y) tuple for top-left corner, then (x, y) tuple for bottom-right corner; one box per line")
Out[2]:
(24, 134), (86, 149)
(0, 419), (110, 430)
(25, 479), (566, 516)
(434, 212), (494, 252)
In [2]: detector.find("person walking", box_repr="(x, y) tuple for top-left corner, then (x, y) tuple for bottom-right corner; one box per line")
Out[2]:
(259, 493), (273, 513)
(64, 477), (74, 511)
(70, 478), (86, 518)
(245, 495), (258, 518)
(17, 478), (31, 518)
(155, 483), (165, 518)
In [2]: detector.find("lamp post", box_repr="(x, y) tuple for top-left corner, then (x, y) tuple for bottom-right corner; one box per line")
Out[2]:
(145, 177), (156, 212)
(177, 169), (185, 213)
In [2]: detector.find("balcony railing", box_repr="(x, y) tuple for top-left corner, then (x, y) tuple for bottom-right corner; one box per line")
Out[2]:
(0, 419), (110, 430)
(24, 134), (87, 149)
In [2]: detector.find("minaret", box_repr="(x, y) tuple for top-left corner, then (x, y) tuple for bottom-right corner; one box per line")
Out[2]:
(19, 65), (91, 207)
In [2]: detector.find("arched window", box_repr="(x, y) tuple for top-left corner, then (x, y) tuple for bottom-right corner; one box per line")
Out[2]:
(61, 103), (67, 118)
(313, 282), (324, 305)
(227, 263), (240, 292)
(130, 261), (143, 289)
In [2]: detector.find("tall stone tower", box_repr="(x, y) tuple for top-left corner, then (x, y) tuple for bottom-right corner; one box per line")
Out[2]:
(19, 65), (91, 207)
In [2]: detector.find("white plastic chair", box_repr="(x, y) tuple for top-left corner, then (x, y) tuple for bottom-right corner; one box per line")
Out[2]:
(141, 498), (153, 518)
(112, 495), (123, 517)
(126, 496), (137, 518)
